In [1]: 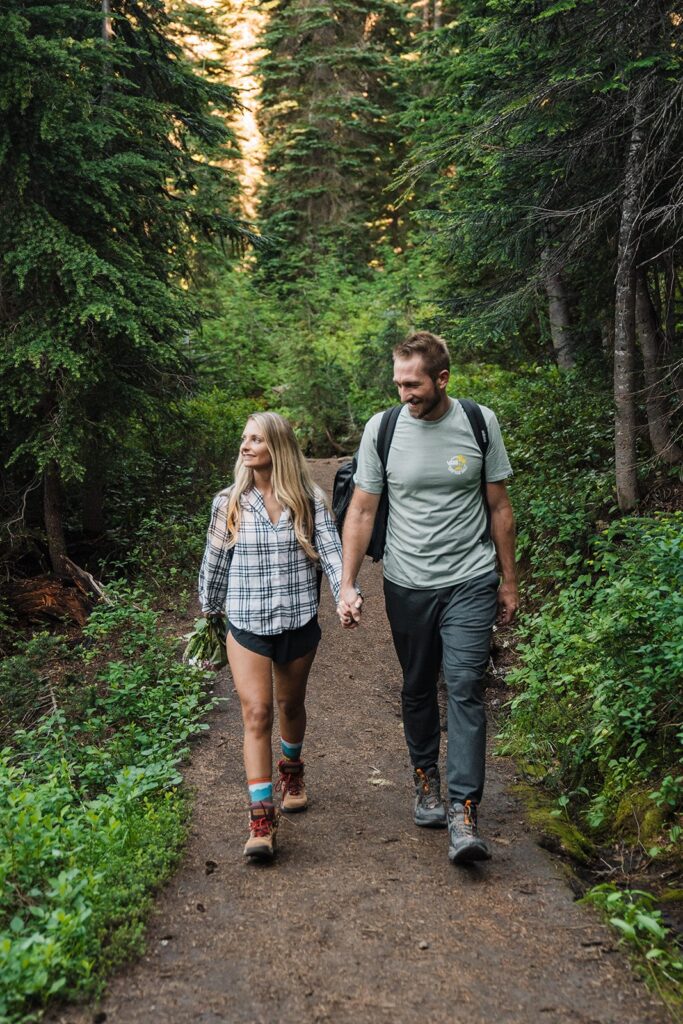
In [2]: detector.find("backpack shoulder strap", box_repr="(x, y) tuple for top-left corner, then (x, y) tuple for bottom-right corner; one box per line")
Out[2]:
(458, 399), (489, 456)
(457, 399), (491, 544)
(376, 405), (402, 477)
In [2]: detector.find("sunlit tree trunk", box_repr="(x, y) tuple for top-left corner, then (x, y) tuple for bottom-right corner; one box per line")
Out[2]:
(635, 269), (683, 464)
(101, 0), (113, 100)
(422, 1), (441, 30)
(614, 88), (646, 511)
(433, 0), (442, 30)
(102, 0), (113, 43)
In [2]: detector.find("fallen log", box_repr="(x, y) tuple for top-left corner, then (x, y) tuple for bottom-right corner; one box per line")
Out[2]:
(5, 576), (94, 625)
(4, 560), (108, 626)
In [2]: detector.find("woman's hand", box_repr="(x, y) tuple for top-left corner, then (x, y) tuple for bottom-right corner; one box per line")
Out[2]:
(337, 586), (363, 629)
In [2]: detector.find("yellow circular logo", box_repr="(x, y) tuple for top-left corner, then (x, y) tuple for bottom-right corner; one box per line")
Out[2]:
(447, 454), (467, 476)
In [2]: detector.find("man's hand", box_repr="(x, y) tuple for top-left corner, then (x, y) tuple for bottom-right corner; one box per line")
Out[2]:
(337, 488), (380, 629)
(496, 581), (519, 626)
(337, 584), (363, 628)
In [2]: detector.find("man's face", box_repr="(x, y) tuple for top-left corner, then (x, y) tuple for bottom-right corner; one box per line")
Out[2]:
(393, 355), (449, 419)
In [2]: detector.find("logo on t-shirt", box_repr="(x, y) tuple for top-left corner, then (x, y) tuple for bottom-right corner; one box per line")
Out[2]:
(447, 454), (468, 475)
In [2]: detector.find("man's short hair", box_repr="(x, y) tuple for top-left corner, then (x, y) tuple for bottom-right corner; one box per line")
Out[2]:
(392, 331), (450, 380)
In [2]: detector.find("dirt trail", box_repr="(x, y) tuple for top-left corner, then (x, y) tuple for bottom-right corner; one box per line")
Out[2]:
(53, 460), (667, 1024)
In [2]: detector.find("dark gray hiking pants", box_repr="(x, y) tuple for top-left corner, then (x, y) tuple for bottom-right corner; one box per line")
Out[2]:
(384, 570), (499, 805)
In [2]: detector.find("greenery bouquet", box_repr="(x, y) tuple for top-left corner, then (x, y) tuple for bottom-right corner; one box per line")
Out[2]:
(183, 615), (228, 669)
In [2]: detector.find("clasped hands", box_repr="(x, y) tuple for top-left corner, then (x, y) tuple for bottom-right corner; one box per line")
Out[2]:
(336, 584), (363, 629)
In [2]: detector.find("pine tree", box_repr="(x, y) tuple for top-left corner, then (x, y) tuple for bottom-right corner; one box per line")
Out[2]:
(0, 0), (244, 570)
(256, 0), (412, 278)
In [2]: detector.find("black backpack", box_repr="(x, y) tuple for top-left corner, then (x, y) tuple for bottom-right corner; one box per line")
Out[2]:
(332, 399), (491, 563)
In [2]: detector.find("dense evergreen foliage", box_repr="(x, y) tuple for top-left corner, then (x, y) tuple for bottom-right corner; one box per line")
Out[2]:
(0, 0), (243, 572)
(256, 0), (412, 275)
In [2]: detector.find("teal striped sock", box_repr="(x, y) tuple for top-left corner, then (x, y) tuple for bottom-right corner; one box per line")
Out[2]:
(248, 778), (273, 803)
(281, 737), (303, 761)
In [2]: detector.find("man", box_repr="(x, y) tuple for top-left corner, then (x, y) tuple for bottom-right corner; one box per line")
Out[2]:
(338, 332), (518, 865)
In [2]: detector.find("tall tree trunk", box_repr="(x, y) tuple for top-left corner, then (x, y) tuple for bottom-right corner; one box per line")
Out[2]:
(102, 0), (113, 43)
(613, 88), (646, 512)
(101, 0), (113, 101)
(635, 269), (683, 464)
(544, 265), (576, 369)
(43, 461), (68, 576)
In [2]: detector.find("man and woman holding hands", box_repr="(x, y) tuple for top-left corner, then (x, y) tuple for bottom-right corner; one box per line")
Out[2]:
(199, 331), (518, 864)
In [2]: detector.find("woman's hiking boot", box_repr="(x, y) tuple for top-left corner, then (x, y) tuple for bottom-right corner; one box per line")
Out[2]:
(244, 801), (278, 860)
(447, 799), (491, 864)
(413, 766), (447, 827)
(276, 758), (308, 813)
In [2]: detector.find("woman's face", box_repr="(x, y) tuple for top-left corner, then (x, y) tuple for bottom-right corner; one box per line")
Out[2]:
(240, 419), (273, 471)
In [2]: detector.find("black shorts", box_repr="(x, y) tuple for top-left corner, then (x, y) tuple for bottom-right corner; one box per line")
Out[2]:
(227, 616), (321, 665)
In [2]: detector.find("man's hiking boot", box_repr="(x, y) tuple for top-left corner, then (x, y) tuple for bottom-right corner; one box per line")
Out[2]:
(276, 758), (308, 813)
(447, 800), (491, 864)
(244, 802), (278, 861)
(413, 766), (447, 828)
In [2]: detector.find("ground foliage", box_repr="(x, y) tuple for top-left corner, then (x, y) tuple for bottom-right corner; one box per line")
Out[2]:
(0, 587), (213, 1023)
(583, 885), (683, 1002)
(500, 514), (683, 834)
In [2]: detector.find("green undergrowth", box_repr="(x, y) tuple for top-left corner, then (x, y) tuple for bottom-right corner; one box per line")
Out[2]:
(582, 886), (683, 1011)
(0, 585), (213, 1023)
(499, 513), (683, 839)
(499, 511), (683, 1001)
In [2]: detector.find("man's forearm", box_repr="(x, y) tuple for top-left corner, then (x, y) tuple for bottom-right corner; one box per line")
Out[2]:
(341, 503), (376, 587)
(490, 504), (517, 584)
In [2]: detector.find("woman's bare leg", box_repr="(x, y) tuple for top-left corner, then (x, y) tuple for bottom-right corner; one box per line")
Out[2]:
(227, 633), (274, 782)
(274, 647), (317, 746)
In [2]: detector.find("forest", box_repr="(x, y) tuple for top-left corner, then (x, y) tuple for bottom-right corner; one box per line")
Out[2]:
(0, 1), (681, 1020)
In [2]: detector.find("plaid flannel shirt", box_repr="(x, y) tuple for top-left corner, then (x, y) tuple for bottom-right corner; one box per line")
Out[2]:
(198, 486), (343, 635)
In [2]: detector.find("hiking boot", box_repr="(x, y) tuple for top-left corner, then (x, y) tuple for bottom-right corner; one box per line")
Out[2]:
(447, 800), (491, 864)
(243, 802), (278, 860)
(413, 766), (447, 828)
(276, 758), (308, 813)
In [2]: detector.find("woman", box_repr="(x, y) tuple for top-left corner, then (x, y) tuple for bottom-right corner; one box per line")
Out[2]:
(199, 412), (343, 861)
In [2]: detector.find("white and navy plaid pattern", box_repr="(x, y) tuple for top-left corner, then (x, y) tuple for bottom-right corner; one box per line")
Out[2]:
(198, 486), (343, 635)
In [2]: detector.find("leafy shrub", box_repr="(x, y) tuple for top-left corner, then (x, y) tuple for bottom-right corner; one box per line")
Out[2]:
(500, 513), (683, 831)
(0, 586), (211, 1022)
(583, 885), (683, 1004)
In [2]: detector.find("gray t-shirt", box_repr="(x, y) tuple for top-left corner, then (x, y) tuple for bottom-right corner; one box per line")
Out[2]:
(354, 399), (512, 590)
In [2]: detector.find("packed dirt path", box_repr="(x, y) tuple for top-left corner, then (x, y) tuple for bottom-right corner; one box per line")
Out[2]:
(53, 460), (667, 1024)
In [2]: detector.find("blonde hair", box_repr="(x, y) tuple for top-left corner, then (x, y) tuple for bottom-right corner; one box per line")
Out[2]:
(225, 412), (319, 560)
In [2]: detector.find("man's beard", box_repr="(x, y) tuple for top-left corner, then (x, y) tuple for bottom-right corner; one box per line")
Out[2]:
(406, 386), (441, 419)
